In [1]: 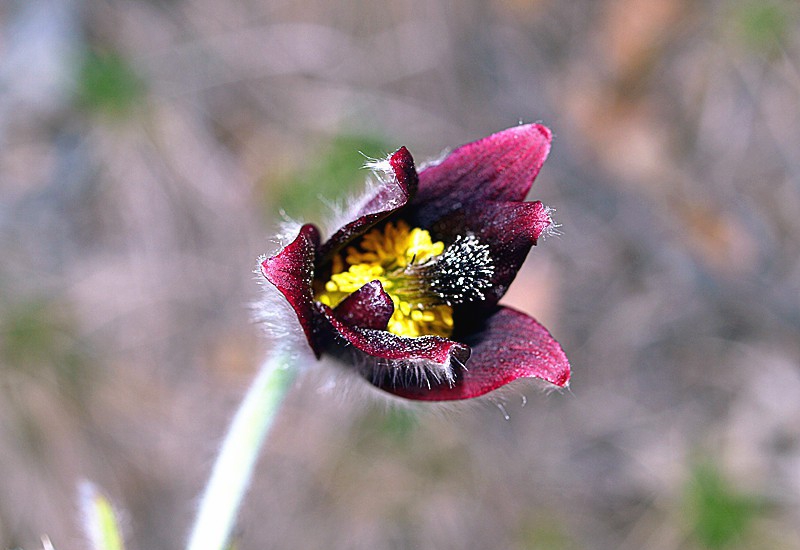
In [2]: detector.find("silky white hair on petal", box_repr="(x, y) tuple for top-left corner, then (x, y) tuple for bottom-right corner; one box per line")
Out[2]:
(319, 171), (382, 240)
(361, 153), (393, 179)
(275, 210), (304, 246)
(252, 271), (313, 364)
(541, 205), (562, 239)
(310, 353), (478, 416)
(254, 214), (316, 360)
(417, 148), (451, 171)
(322, 147), (446, 242)
(485, 376), (571, 421)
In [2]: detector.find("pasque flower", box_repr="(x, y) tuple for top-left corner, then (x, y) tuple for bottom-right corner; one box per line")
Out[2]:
(260, 124), (570, 400)
(188, 125), (571, 550)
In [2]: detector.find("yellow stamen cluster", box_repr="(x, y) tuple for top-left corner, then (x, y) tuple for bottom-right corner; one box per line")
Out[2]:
(316, 221), (455, 338)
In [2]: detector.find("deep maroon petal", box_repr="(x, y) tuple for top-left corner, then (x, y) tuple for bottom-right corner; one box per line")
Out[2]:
(410, 124), (552, 228)
(333, 280), (394, 330)
(317, 303), (471, 388)
(319, 146), (419, 262)
(387, 307), (570, 401)
(358, 146), (419, 215)
(432, 200), (553, 306)
(260, 224), (322, 356)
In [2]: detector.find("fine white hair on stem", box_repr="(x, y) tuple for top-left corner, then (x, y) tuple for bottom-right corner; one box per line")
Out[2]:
(187, 350), (297, 550)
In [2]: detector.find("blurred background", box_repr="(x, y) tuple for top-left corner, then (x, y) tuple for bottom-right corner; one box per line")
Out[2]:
(2, 0), (800, 548)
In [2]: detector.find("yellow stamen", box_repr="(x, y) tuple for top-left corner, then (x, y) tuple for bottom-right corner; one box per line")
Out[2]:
(316, 221), (454, 338)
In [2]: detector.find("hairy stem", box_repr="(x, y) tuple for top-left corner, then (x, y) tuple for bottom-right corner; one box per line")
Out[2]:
(187, 351), (297, 550)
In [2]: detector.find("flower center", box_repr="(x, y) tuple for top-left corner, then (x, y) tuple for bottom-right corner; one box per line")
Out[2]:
(316, 220), (494, 339)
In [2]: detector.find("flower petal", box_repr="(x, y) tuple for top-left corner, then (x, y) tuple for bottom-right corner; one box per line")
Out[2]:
(260, 224), (322, 356)
(358, 145), (419, 214)
(317, 303), (471, 388)
(410, 124), (552, 228)
(386, 306), (570, 401)
(432, 200), (553, 306)
(332, 280), (394, 330)
(319, 146), (418, 261)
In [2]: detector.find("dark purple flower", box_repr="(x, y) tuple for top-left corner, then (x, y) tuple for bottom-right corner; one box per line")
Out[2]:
(259, 124), (570, 401)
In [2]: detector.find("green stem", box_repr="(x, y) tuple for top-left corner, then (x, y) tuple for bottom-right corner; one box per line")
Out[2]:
(187, 351), (297, 550)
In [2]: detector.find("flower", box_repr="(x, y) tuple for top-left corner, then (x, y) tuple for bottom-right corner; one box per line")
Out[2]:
(259, 124), (570, 401)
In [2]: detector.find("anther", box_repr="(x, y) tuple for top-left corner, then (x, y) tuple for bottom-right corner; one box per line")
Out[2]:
(398, 234), (494, 306)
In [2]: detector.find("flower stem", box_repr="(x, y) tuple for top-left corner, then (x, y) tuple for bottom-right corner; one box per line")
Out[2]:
(187, 351), (297, 550)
